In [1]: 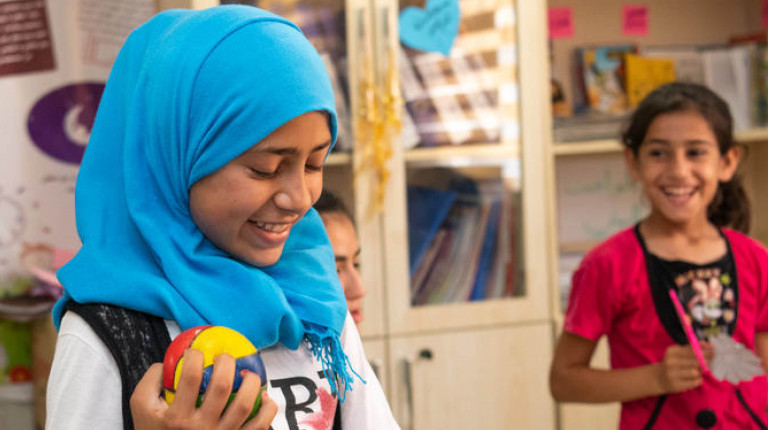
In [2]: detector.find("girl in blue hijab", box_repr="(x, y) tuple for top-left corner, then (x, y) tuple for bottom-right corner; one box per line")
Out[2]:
(46, 6), (399, 430)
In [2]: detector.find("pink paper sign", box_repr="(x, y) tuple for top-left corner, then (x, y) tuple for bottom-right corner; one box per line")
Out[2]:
(548, 7), (574, 39)
(622, 5), (648, 36)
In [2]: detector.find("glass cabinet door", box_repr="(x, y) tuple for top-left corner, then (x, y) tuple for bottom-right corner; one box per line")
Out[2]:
(378, 0), (551, 333)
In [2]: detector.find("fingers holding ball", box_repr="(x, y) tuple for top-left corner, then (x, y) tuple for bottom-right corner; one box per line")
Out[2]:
(162, 325), (268, 420)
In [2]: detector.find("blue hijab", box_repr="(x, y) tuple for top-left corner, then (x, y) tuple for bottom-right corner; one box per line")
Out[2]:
(54, 6), (355, 397)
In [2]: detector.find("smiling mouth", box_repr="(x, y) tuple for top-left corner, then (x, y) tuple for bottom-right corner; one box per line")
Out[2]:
(249, 220), (291, 233)
(662, 186), (696, 198)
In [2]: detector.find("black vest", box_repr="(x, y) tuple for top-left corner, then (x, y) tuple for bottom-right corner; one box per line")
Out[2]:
(63, 302), (170, 430)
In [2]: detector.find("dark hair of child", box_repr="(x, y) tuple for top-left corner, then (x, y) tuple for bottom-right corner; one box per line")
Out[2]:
(621, 82), (751, 233)
(315, 189), (354, 222)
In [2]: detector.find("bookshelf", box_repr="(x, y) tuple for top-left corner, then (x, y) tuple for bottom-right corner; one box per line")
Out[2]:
(545, 1), (768, 429)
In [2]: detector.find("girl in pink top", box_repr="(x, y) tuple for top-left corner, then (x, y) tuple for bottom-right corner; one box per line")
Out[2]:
(550, 82), (768, 429)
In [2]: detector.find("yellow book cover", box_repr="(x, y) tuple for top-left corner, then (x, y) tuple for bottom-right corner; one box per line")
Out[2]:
(625, 53), (676, 107)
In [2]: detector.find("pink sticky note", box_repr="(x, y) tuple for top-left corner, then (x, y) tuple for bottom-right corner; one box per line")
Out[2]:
(622, 5), (648, 36)
(763, 0), (768, 29)
(548, 7), (574, 39)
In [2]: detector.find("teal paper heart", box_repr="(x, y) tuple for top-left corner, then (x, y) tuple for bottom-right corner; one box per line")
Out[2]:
(399, 0), (460, 57)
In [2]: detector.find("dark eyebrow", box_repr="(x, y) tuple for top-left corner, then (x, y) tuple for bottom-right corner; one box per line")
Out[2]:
(645, 139), (713, 146)
(335, 248), (361, 263)
(249, 141), (331, 156)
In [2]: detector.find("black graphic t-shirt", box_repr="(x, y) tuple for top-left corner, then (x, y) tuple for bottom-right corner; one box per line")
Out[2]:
(636, 225), (738, 344)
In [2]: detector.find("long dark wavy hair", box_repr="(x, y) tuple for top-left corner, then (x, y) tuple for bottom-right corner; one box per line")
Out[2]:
(621, 82), (750, 233)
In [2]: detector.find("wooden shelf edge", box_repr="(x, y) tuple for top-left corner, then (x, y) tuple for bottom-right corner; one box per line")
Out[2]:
(552, 127), (768, 156)
(404, 143), (517, 164)
(735, 127), (768, 143)
(552, 139), (622, 156)
(325, 152), (352, 166)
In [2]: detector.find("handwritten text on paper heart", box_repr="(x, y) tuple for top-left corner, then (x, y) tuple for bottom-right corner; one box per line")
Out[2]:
(399, 0), (460, 57)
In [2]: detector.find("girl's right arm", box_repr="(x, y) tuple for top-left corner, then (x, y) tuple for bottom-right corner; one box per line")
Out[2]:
(550, 331), (707, 403)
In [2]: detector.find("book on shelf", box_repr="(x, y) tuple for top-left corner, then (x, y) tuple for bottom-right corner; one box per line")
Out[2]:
(427, 204), (485, 305)
(702, 44), (754, 131)
(641, 45), (708, 84)
(469, 197), (502, 301)
(406, 186), (457, 276)
(552, 113), (630, 143)
(408, 178), (519, 306)
(624, 53), (676, 108)
(573, 44), (637, 115)
(410, 228), (450, 303)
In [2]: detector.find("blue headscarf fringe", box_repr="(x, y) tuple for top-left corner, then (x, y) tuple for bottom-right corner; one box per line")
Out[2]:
(305, 323), (365, 402)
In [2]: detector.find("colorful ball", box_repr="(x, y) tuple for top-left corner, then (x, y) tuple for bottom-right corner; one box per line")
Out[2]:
(162, 325), (267, 418)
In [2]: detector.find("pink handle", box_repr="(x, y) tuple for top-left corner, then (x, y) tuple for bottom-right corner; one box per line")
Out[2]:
(669, 290), (708, 372)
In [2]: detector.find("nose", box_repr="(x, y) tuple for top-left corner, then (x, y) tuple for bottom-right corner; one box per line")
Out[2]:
(669, 150), (689, 177)
(274, 170), (314, 213)
(343, 266), (367, 301)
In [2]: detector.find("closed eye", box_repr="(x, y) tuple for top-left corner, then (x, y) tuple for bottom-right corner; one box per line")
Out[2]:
(249, 167), (276, 179)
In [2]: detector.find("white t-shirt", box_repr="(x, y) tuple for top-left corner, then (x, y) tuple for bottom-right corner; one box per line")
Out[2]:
(46, 311), (399, 430)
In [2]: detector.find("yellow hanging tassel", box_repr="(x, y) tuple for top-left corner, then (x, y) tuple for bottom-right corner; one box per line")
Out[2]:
(355, 45), (402, 216)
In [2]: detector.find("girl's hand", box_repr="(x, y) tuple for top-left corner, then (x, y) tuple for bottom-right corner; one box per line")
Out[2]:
(130, 349), (278, 430)
(656, 344), (706, 394)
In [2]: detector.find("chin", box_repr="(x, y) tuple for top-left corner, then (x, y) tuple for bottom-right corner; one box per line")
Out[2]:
(240, 248), (284, 268)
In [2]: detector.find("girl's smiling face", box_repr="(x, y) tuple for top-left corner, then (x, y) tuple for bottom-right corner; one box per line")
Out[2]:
(189, 111), (331, 267)
(625, 110), (739, 228)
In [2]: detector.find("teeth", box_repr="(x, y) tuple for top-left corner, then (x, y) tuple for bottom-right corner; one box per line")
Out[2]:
(252, 221), (288, 233)
(664, 187), (693, 196)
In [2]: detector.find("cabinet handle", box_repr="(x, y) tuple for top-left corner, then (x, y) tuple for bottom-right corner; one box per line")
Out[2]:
(418, 348), (433, 360)
(401, 356), (414, 430)
(401, 349), (434, 430)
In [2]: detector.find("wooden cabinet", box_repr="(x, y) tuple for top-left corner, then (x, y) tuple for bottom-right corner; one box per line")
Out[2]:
(387, 323), (555, 430)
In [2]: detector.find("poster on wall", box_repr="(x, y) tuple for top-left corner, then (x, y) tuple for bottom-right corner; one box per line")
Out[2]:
(0, 0), (154, 302)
